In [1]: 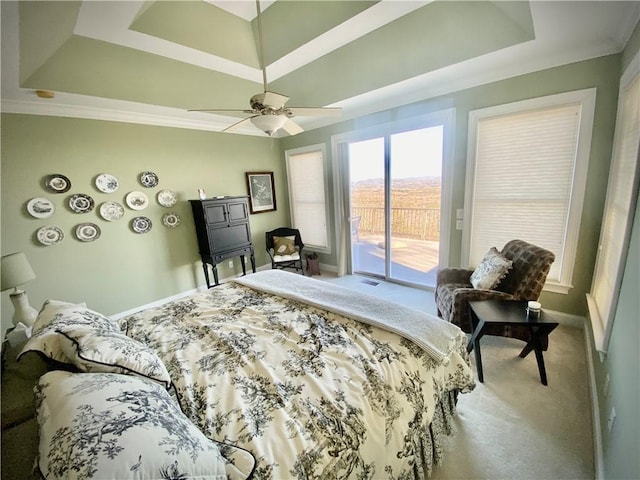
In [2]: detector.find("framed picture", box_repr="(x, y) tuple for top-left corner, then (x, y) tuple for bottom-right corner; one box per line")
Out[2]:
(246, 172), (277, 214)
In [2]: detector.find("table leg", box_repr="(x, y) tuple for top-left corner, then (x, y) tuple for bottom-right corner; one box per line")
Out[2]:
(466, 313), (486, 383)
(212, 264), (219, 286)
(530, 333), (549, 385)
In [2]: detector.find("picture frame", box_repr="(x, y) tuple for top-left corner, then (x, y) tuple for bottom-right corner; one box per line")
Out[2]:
(246, 172), (277, 214)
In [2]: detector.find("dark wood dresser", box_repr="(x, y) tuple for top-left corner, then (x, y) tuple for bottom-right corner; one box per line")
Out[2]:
(190, 196), (256, 287)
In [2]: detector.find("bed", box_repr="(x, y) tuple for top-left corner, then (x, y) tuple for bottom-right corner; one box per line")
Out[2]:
(120, 270), (475, 479)
(10, 269), (475, 479)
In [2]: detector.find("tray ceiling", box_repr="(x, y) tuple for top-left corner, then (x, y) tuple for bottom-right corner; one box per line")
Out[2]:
(1, 1), (638, 137)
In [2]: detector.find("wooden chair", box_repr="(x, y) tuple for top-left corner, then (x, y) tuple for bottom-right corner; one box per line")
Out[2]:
(265, 227), (305, 273)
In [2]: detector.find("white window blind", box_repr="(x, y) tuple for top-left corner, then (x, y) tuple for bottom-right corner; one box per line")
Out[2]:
(465, 89), (596, 292)
(587, 63), (640, 353)
(285, 145), (330, 251)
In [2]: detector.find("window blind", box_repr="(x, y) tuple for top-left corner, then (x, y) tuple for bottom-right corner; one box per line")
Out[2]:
(286, 148), (329, 250)
(469, 104), (581, 283)
(588, 69), (640, 352)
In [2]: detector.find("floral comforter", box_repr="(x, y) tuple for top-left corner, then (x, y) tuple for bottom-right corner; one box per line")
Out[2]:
(121, 272), (475, 479)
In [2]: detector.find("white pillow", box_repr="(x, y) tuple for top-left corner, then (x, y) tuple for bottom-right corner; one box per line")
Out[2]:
(470, 247), (513, 290)
(35, 371), (256, 480)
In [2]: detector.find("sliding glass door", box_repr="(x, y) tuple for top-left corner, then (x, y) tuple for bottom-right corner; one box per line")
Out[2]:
(347, 124), (445, 288)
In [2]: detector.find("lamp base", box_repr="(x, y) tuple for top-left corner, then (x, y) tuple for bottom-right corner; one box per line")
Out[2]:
(9, 289), (38, 327)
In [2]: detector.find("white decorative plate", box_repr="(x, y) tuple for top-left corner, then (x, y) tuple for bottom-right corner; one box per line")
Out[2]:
(139, 171), (159, 188)
(162, 212), (181, 228)
(131, 216), (152, 234)
(75, 223), (101, 242)
(125, 191), (149, 210)
(68, 193), (95, 213)
(95, 173), (119, 193)
(36, 225), (64, 246)
(99, 201), (125, 221)
(27, 197), (55, 218)
(44, 174), (71, 193)
(157, 189), (176, 207)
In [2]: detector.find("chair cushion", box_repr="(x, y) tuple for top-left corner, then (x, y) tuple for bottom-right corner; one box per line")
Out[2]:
(470, 247), (513, 289)
(273, 252), (301, 262)
(273, 235), (296, 255)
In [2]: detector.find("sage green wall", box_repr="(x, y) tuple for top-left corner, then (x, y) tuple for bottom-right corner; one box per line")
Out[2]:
(281, 54), (621, 317)
(0, 115), (287, 334)
(592, 19), (640, 480)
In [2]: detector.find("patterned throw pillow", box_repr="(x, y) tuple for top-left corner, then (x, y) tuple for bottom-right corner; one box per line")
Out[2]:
(19, 300), (171, 387)
(273, 235), (296, 255)
(20, 300), (118, 364)
(470, 247), (513, 290)
(58, 326), (171, 387)
(35, 371), (256, 480)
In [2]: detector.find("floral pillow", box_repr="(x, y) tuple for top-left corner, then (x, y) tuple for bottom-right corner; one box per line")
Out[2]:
(58, 326), (171, 388)
(273, 235), (296, 255)
(19, 301), (170, 387)
(35, 371), (256, 480)
(19, 300), (118, 364)
(470, 247), (513, 290)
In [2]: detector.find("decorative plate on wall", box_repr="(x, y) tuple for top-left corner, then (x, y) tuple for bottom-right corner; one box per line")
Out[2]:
(99, 201), (125, 221)
(36, 225), (64, 246)
(125, 191), (149, 210)
(75, 223), (101, 242)
(139, 171), (159, 188)
(95, 173), (119, 193)
(157, 189), (176, 207)
(44, 174), (71, 193)
(162, 212), (181, 228)
(131, 216), (152, 234)
(27, 197), (55, 218)
(68, 194), (95, 214)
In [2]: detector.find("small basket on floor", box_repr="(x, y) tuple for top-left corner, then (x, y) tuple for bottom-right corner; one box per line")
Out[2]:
(306, 253), (320, 276)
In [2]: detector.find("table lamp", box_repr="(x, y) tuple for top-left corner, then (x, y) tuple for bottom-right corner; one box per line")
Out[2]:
(1, 252), (38, 327)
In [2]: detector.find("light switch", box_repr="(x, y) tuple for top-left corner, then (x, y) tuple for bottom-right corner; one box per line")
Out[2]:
(456, 219), (463, 230)
(456, 209), (464, 220)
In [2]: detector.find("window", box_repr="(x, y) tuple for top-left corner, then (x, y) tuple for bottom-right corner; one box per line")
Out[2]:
(285, 144), (330, 253)
(463, 89), (596, 293)
(587, 55), (640, 354)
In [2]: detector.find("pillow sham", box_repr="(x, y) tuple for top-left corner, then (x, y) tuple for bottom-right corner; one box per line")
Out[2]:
(19, 300), (117, 364)
(19, 301), (170, 387)
(58, 326), (171, 388)
(470, 247), (513, 290)
(273, 235), (296, 255)
(35, 371), (256, 480)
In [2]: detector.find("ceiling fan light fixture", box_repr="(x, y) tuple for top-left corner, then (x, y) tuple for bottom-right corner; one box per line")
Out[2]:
(250, 114), (287, 136)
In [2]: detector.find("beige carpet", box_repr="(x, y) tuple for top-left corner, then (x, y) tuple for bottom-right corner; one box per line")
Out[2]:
(323, 274), (594, 480)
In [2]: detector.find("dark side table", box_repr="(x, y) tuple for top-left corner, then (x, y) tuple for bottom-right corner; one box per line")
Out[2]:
(467, 300), (559, 386)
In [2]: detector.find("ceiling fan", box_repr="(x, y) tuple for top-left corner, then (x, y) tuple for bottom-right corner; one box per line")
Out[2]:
(189, 0), (341, 137)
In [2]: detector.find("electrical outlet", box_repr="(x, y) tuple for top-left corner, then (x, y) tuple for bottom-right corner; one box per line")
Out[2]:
(456, 219), (463, 230)
(604, 373), (610, 396)
(456, 209), (464, 220)
(607, 407), (616, 434)
(244, 256), (248, 264)
(228, 260), (233, 268)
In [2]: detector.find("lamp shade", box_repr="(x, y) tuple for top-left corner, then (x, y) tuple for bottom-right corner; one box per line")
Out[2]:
(251, 115), (287, 136)
(1, 252), (36, 291)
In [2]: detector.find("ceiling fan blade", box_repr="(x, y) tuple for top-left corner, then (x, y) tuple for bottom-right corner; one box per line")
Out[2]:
(281, 118), (304, 136)
(222, 116), (255, 133)
(188, 108), (255, 114)
(286, 107), (342, 117)
(262, 91), (289, 109)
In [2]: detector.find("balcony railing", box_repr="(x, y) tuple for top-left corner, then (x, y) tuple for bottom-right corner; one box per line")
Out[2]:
(352, 206), (440, 241)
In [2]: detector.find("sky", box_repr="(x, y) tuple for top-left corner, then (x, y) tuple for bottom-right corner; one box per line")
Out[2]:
(348, 126), (443, 182)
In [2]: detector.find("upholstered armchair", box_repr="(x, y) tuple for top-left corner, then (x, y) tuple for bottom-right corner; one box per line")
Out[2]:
(265, 227), (305, 273)
(435, 239), (555, 345)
